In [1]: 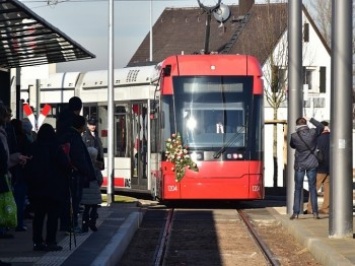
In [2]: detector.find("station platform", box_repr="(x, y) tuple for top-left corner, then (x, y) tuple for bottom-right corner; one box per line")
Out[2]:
(1, 192), (355, 266)
(0, 201), (143, 266)
(270, 206), (355, 266)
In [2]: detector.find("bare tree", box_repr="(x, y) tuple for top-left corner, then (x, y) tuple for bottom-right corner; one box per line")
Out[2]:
(259, 0), (288, 187)
(260, 0), (288, 120)
(307, 0), (355, 126)
(308, 0), (331, 46)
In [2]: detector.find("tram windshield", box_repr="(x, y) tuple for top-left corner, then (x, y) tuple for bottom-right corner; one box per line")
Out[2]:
(162, 76), (257, 150)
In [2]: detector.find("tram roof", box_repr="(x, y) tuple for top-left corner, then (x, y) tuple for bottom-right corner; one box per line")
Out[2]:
(39, 72), (81, 89)
(81, 65), (160, 89)
(0, 0), (95, 69)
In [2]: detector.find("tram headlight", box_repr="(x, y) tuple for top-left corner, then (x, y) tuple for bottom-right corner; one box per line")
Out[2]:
(226, 153), (243, 160)
(186, 117), (197, 130)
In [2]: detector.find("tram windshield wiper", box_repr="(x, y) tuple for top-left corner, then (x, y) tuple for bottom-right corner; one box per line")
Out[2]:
(213, 125), (246, 159)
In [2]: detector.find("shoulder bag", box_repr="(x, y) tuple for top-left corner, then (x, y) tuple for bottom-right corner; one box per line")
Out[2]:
(296, 131), (324, 163)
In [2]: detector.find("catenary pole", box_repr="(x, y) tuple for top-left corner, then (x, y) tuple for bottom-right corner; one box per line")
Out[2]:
(107, 0), (115, 205)
(286, 0), (302, 214)
(329, 0), (353, 238)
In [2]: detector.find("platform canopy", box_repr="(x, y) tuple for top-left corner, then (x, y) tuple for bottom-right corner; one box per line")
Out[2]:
(0, 0), (95, 69)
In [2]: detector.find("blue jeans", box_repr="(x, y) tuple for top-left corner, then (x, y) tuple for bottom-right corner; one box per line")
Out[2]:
(293, 168), (318, 215)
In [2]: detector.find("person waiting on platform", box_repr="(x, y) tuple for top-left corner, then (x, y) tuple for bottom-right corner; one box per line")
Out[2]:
(82, 117), (104, 171)
(26, 124), (71, 251)
(305, 121), (330, 215)
(289, 117), (324, 220)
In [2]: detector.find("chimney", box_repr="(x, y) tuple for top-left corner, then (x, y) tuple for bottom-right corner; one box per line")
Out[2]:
(239, 0), (254, 14)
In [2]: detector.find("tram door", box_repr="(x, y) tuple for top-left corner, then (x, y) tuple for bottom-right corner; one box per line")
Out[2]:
(131, 102), (148, 190)
(113, 104), (131, 188)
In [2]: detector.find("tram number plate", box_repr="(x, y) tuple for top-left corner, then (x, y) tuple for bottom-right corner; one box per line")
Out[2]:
(252, 185), (260, 191)
(168, 185), (178, 191)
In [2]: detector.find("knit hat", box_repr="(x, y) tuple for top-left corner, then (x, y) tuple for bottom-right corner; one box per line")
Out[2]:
(68, 96), (82, 111)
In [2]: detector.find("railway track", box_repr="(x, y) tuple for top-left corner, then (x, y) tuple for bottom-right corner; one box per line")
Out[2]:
(119, 203), (322, 266)
(152, 208), (280, 266)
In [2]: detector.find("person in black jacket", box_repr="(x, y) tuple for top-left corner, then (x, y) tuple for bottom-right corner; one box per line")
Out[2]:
(56, 96), (82, 232)
(82, 117), (104, 170)
(289, 117), (324, 220)
(61, 115), (96, 234)
(305, 121), (330, 214)
(26, 123), (71, 251)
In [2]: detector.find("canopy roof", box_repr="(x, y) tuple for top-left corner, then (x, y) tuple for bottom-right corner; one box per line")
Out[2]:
(0, 0), (95, 69)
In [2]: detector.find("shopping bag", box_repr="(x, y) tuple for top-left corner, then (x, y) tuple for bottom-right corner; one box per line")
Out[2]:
(0, 190), (17, 228)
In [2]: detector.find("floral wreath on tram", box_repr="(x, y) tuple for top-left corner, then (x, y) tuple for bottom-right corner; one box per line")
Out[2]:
(165, 133), (199, 182)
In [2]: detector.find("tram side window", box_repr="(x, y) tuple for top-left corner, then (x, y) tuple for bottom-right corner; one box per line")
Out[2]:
(150, 115), (158, 153)
(161, 97), (174, 148)
(115, 112), (127, 157)
(82, 106), (98, 120)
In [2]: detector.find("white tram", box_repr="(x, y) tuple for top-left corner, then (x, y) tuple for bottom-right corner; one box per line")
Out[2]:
(21, 64), (161, 194)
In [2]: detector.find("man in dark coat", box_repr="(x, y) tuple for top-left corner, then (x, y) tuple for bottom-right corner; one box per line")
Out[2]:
(82, 117), (104, 170)
(62, 115), (96, 233)
(56, 96), (82, 232)
(289, 117), (324, 220)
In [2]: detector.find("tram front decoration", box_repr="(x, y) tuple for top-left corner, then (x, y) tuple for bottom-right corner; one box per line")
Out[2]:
(165, 133), (199, 182)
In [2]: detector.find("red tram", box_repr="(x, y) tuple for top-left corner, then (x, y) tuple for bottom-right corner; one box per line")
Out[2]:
(154, 54), (264, 200)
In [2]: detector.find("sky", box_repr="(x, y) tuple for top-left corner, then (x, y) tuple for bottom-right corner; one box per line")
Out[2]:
(17, 0), (243, 72)
(19, 0), (311, 72)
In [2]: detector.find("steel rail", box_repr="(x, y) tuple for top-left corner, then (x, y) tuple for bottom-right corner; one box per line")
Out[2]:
(153, 208), (174, 266)
(238, 210), (281, 266)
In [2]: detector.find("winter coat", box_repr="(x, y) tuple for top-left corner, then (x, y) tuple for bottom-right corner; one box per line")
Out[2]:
(290, 118), (324, 171)
(26, 139), (71, 202)
(82, 129), (105, 170)
(81, 167), (102, 205)
(316, 131), (330, 174)
(62, 128), (96, 188)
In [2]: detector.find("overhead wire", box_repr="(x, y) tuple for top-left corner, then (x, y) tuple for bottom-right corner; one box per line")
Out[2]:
(20, 0), (197, 9)
(21, 0), (192, 3)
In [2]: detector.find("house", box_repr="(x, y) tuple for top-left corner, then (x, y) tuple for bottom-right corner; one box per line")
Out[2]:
(128, 0), (331, 187)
